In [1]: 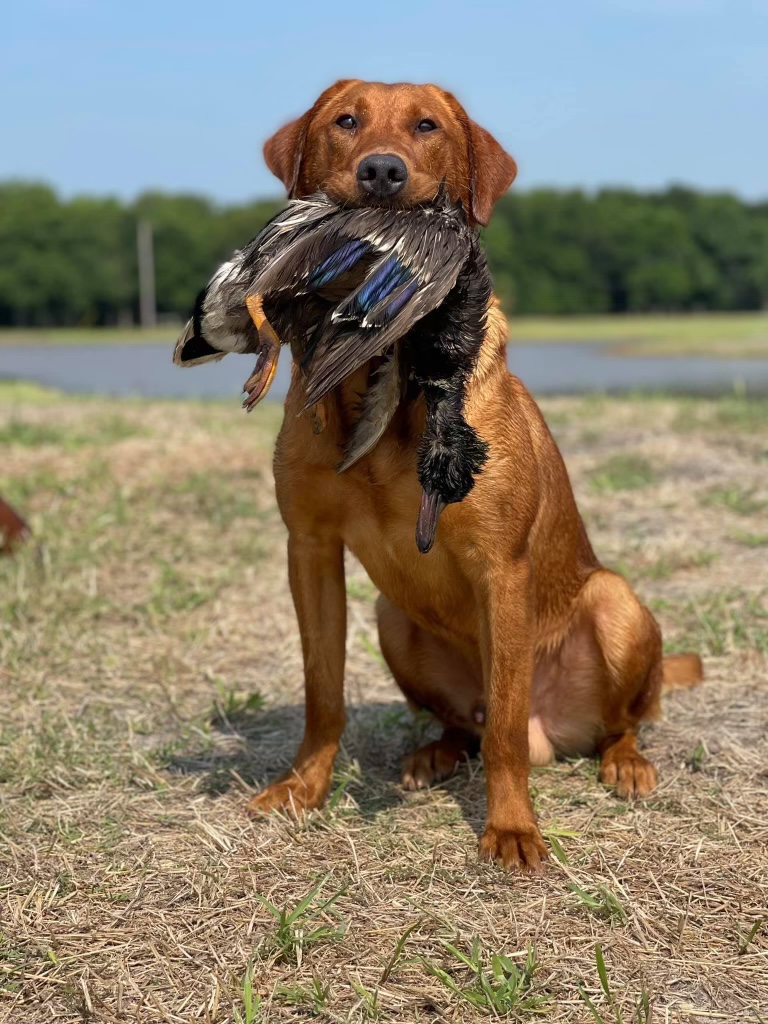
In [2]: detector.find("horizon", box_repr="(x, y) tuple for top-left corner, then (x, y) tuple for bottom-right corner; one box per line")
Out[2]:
(3, 0), (766, 203)
(3, 177), (767, 207)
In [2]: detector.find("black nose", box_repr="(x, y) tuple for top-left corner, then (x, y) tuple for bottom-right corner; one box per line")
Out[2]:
(356, 153), (408, 198)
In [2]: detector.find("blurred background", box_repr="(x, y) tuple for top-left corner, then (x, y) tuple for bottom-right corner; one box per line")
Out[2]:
(2, 5), (768, 1018)
(1, 0), (767, 397)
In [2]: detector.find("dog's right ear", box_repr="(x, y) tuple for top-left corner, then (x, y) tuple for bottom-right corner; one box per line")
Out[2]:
(263, 113), (311, 198)
(263, 80), (357, 198)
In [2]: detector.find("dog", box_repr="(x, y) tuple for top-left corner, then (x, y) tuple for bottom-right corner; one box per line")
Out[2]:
(0, 496), (30, 556)
(245, 80), (702, 870)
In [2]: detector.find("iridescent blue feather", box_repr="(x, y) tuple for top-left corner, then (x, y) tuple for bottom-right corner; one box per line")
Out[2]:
(369, 279), (419, 324)
(306, 238), (370, 289)
(345, 255), (413, 317)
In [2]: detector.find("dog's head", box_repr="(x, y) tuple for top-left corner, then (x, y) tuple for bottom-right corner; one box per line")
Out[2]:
(263, 80), (516, 227)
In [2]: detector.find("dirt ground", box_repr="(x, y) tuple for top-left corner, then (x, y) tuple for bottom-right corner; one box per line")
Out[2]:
(1, 381), (766, 1023)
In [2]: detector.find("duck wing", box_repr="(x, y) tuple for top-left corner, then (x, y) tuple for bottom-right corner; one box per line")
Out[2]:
(301, 195), (474, 404)
(303, 245), (469, 407)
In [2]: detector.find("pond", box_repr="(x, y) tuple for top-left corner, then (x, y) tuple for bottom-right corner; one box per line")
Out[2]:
(2, 341), (767, 401)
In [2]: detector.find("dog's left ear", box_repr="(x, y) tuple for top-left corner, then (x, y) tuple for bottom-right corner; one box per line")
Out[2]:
(466, 120), (517, 226)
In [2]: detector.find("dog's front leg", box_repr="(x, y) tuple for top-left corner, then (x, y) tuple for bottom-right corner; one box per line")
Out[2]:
(478, 555), (548, 871)
(246, 532), (346, 818)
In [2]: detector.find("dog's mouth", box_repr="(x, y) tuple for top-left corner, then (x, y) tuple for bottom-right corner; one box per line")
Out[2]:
(355, 194), (407, 210)
(324, 189), (415, 213)
(322, 171), (442, 213)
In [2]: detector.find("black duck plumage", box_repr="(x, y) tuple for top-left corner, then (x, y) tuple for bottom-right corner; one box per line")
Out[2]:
(403, 237), (492, 553)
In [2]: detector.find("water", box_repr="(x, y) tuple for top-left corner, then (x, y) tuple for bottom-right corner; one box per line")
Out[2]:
(1, 341), (767, 400)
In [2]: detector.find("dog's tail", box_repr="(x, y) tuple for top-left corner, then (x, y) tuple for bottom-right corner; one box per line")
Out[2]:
(662, 653), (703, 691)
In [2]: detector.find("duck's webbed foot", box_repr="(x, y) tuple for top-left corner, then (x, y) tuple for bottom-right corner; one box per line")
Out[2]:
(243, 295), (281, 411)
(242, 335), (280, 412)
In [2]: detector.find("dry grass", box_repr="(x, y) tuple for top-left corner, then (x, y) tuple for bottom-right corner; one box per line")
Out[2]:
(1, 381), (767, 1023)
(512, 312), (768, 357)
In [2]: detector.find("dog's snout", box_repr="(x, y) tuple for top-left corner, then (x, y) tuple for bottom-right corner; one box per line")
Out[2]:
(356, 153), (408, 198)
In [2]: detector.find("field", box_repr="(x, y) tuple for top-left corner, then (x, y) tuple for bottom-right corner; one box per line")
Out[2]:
(1, 381), (767, 1023)
(2, 311), (767, 357)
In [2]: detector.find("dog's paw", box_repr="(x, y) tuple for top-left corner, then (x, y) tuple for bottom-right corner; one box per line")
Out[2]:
(478, 824), (548, 872)
(402, 742), (461, 790)
(600, 750), (658, 800)
(245, 773), (328, 819)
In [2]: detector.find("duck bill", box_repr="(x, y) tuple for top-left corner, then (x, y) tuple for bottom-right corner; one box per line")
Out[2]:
(243, 294), (281, 411)
(415, 489), (445, 554)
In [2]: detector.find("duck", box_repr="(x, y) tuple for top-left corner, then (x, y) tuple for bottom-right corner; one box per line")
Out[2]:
(173, 187), (492, 552)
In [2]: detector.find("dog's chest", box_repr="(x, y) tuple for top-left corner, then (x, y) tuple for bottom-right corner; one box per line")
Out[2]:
(332, 440), (478, 641)
(275, 375), (479, 641)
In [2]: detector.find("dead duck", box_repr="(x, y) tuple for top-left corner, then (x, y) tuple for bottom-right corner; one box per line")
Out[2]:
(173, 188), (492, 552)
(174, 186), (471, 405)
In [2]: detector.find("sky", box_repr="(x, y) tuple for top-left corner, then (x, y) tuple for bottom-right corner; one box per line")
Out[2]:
(2, 0), (766, 203)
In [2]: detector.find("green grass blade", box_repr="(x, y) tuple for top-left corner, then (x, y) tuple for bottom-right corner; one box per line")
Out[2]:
(379, 919), (421, 984)
(578, 984), (608, 1024)
(595, 944), (611, 999)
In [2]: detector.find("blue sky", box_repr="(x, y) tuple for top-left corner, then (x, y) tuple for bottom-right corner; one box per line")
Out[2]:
(2, 0), (766, 202)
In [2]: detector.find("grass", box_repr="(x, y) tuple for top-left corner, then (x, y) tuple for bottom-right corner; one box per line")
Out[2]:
(0, 325), (178, 346)
(730, 530), (768, 548)
(568, 882), (627, 924)
(578, 944), (651, 1024)
(233, 963), (261, 1024)
(673, 393), (768, 433)
(256, 875), (348, 964)
(4, 310), (767, 357)
(0, 414), (143, 448)
(653, 589), (768, 657)
(589, 454), (657, 493)
(1, 387), (767, 1022)
(420, 937), (547, 1015)
(513, 310), (768, 357)
(699, 485), (768, 517)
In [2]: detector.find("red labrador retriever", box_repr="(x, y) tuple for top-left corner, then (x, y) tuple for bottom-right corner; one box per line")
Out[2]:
(245, 80), (702, 870)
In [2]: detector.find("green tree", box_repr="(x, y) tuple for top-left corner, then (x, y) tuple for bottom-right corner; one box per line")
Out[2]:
(0, 180), (765, 326)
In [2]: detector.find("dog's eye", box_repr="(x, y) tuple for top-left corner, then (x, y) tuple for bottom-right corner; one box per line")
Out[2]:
(336, 114), (357, 130)
(416, 119), (437, 133)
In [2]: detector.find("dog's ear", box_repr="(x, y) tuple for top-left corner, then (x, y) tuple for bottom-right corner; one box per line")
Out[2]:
(263, 113), (311, 197)
(263, 80), (357, 198)
(465, 120), (517, 226)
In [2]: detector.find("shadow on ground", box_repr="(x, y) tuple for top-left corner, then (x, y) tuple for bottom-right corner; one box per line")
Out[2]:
(164, 699), (490, 834)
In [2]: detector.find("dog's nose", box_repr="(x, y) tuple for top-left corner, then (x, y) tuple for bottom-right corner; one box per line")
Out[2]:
(356, 154), (408, 198)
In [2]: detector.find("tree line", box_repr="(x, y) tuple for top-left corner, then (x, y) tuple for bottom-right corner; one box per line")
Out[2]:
(1, 181), (766, 327)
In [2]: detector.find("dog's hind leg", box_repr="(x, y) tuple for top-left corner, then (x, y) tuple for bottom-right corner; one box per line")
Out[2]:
(401, 728), (481, 790)
(376, 595), (483, 788)
(578, 568), (664, 799)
